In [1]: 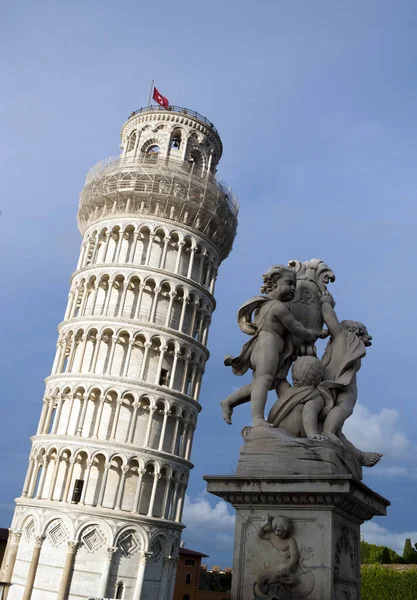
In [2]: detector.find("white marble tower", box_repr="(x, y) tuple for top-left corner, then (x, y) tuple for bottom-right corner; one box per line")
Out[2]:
(1, 105), (238, 600)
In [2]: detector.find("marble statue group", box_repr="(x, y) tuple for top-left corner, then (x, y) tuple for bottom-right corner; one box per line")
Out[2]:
(221, 259), (382, 469)
(208, 259), (389, 600)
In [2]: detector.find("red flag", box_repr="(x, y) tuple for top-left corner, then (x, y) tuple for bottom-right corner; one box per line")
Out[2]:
(152, 86), (169, 109)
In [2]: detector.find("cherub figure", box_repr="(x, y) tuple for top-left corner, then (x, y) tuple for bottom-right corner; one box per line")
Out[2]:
(320, 292), (373, 446)
(268, 356), (330, 441)
(254, 515), (299, 600)
(222, 266), (318, 427)
(268, 355), (382, 467)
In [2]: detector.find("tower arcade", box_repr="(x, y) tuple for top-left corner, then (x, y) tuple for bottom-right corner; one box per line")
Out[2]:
(1, 105), (238, 600)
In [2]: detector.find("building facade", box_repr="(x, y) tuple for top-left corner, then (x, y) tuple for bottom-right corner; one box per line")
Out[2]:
(173, 547), (207, 600)
(1, 105), (238, 600)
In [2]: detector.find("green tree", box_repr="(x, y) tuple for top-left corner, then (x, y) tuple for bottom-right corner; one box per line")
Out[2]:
(381, 546), (391, 564)
(402, 538), (417, 563)
(360, 540), (370, 563)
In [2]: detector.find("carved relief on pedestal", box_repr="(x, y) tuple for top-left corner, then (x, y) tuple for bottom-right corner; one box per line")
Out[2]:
(252, 515), (315, 600)
(334, 525), (357, 582)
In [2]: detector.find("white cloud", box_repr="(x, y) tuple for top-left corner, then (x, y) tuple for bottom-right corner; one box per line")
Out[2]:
(361, 521), (417, 555)
(343, 403), (410, 458)
(182, 492), (235, 552)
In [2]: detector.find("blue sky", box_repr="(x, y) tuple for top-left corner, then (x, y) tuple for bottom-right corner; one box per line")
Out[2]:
(2, 0), (417, 567)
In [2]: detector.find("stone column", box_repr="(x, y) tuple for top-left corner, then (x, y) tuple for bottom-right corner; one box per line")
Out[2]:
(42, 399), (55, 434)
(22, 535), (45, 600)
(174, 241), (184, 274)
(158, 410), (169, 452)
(27, 459), (40, 498)
(90, 234), (100, 265)
(143, 407), (156, 448)
(169, 352), (180, 390)
(36, 458), (49, 498)
(21, 459), (35, 497)
(2, 532), (22, 584)
(180, 359), (190, 394)
(130, 232), (140, 263)
(64, 395), (75, 435)
(70, 286), (81, 318)
(101, 230), (111, 263)
(189, 364), (198, 398)
(187, 247), (196, 279)
(132, 468), (146, 513)
(178, 295), (189, 332)
(58, 338), (69, 373)
(154, 345), (167, 385)
(150, 287), (161, 322)
(76, 396), (89, 436)
(157, 556), (174, 600)
(164, 291), (177, 328)
(98, 464), (111, 507)
(123, 340), (135, 376)
(169, 482), (180, 520)
(90, 336), (102, 373)
(102, 278), (114, 315)
(175, 485), (185, 522)
(110, 399), (123, 440)
(161, 476), (172, 519)
(166, 556), (179, 600)
(179, 423), (189, 457)
(114, 230), (125, 262)
(202, 317), (211, 346)
(79, 283), (90, 316)
(145, 232), (155, 265)
(98, 546), (118, 598)
(119, 280), (130, 317)
(89, 280), (100, 315)
(52, 396), (64, 435)
(51, 341), (62, 375)
(57, 541), (79, 600)
(198, 251), (206, 283)
(64, 338), (76, 374)
(160, 236), (170, 269)
(93, 398), (105, 438)
(115, 466), (129, 510)
(80, 460), (93, 505)
(105, 335), (119, 375)
(62, 458), (76, 502)
(127, 401), (140, 444)
(47, 456), (61, 501)
(134, 284), (146, 320)
(170, 417), (180, 454)
(185, 425), (195, 461)
(147, 473), (161, 517)
(132, 552), (152, 600)
(139, 342), (151, 380)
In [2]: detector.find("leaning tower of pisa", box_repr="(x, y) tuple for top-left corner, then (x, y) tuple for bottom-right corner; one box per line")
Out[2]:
(2, 105), (238, 600)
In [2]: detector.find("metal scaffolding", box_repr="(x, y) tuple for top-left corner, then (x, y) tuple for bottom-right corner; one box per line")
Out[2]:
(78, 154), (239, 259)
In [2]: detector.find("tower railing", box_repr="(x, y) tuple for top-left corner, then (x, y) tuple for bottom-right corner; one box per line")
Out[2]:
(127, 105), (219, 136)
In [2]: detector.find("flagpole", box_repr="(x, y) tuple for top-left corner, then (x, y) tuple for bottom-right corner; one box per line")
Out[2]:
(147, 79), (154, 108)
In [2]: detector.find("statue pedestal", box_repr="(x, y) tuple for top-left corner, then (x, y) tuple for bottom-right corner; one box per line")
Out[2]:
(204, 475), (389, 600)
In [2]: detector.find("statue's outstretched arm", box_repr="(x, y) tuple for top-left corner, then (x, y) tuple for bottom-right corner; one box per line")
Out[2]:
(275, 304), (317, 341)
(321, 298), (344, 337)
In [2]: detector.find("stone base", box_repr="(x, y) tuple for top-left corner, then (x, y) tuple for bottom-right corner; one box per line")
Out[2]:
(204, 475), (389, 600)
(237, 426), (363, 480)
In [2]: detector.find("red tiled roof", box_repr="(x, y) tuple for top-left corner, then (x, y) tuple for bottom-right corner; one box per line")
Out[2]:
(179, 547), (209, 558)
